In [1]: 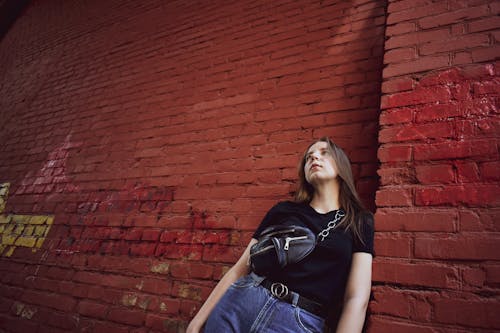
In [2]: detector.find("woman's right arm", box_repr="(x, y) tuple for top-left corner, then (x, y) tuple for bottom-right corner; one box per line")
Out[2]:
(186, 238), (258, 333)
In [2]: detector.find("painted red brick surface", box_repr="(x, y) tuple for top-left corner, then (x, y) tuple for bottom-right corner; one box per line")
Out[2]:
(0, 0), (499, 332)
(374, 0), (500, 332)
(0, 0), (384, 332)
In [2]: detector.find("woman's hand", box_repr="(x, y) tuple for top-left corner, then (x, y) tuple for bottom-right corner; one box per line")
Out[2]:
(186, 239), (257, 332)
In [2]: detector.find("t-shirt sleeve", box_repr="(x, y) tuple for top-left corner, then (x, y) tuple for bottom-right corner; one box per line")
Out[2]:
(252, 202), (286, 239)
(352, 212), (375, 255)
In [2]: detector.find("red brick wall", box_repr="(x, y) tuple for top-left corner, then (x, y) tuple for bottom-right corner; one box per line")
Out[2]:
(373, 0), (500, 332)
(0, 1), (385, 332)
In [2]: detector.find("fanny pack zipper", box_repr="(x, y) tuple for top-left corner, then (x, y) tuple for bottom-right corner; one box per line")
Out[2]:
(284, 236), (308, 250)
(263, 228), (295, 237)
(250, 244), (275, 256)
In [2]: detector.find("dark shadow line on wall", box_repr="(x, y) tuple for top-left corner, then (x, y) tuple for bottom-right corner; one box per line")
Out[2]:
(321, 0), (389, 332)
(370, 0), (389, 216)
(0, 0), (31, 42)
(363, 2), (389, 332)
(363, 0), (388, 216)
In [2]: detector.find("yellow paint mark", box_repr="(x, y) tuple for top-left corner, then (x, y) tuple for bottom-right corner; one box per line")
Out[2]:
(135, 280), (144, 290)
(150, 262), (170, 274)
(4, 224), (14, 233)
(21, 307), (37, 319)
(0, 215), (11, 224)
(35, 238), (46, 248)
(15, 237), (37, 247)
(33, 226), (46, 237)
(23, 225), (34, 236)
(13, 302), (24, 315)
(12, 215), (31, 224)
(178, 284), (202, 301)
(29, 216), (47, 225)
(13, 224), (25, 235)
(0, 183), (54, 257)
(2, 234), (17, 245)
(12, 302), (37, 319)
(138, 298), (150, 310)
(0, 184), (6, 213)
(160, 302), (167, 312)
(0, 187), (8, 196)
(122, 294), (138, 307)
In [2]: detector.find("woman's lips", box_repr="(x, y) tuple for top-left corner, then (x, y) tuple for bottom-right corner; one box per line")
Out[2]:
(310, 164), (321, 170)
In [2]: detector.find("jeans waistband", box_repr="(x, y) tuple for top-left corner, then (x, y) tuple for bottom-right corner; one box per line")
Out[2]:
(249, 273), (327, 319)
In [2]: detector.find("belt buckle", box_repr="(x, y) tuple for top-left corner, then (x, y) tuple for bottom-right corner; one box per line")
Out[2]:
(270, 282), (289, 299)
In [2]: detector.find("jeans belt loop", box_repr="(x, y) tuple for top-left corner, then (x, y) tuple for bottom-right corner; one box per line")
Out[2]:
(291, 292), (299, 307)
(250, 272), (266, 286)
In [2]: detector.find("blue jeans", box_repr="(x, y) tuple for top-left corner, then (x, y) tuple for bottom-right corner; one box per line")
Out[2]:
(204, 273), (325, 333)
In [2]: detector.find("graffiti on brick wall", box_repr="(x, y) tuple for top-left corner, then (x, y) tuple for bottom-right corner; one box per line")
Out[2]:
(53, 181), (178, 256)
(16, 133), (81, 196)
(0, 134), (81, 256)
(0, 183), (54, 257)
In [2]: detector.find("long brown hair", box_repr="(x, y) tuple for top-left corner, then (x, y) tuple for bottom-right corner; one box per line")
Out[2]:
(294, 137), (370, 244)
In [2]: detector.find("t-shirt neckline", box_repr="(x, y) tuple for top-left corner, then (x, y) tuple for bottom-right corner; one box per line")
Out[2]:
(306, 203), (340, 216)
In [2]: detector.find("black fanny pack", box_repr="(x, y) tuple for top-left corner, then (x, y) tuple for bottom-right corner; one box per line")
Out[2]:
(249, 210), (345, 276)
(249, 225), (316, 276)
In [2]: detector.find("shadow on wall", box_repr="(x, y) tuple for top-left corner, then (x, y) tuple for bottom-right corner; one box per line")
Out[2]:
(0, 0), (30, 41)
(319, 2), (387, 331)
(321, 0), (386, 213)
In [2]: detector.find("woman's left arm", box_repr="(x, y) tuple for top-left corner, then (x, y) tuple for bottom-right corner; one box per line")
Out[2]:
(335, 252), (373, 333)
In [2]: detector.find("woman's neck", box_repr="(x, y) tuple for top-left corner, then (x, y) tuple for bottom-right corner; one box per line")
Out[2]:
(309, 181), (340, 214)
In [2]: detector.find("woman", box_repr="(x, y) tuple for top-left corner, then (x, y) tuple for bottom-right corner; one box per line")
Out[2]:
(187, 137), (374, 333)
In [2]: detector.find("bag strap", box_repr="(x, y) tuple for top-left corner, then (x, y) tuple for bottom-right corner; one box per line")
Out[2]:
(317, 210), (345, 242)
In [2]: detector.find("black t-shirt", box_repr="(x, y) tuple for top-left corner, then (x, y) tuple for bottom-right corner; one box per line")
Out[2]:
(252, 201), (374, 309)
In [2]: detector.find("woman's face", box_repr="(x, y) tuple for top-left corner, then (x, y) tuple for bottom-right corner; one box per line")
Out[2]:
(304, 141), (338, 185)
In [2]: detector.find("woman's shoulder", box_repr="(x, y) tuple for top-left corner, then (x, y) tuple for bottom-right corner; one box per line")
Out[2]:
(263, 200), (309, 218)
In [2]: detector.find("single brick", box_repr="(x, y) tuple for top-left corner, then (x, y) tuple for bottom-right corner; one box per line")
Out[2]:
(2, 234), (17, 245)
(14, 224), (26, 234)
(12, 215), (31, 224)
(23, 225), (35, 236)
(15, 237), (37, 247)
(35, 238), (46, 248)
(0, 215), (11, 224)
(33, 225), (47, 237)
(29, 216), (47, 225)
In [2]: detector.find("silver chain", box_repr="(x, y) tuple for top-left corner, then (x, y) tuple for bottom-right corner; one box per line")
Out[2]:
(318, 210), (345, 242)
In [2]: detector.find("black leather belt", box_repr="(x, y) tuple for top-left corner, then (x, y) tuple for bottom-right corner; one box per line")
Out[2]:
(261, 280), (327, 318)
